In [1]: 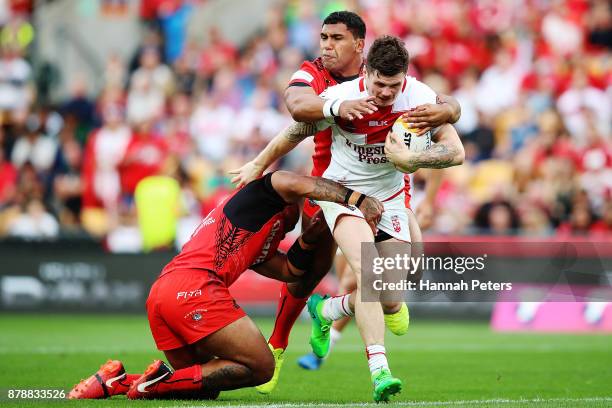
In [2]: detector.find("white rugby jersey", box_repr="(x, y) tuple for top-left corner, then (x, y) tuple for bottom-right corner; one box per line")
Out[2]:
(316, 76), (438, 200)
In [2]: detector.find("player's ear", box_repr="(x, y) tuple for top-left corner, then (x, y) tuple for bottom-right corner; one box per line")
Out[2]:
(355, 38), (364, 54)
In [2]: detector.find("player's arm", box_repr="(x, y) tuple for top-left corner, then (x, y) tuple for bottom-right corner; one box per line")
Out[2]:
(229, 121), (317, 188)
(401, 94), (462, 135)
(437, 94), (461, 123)
(385, 124), (465, 174)
(271, 171), (384, 233)
(284, 85), (378, 122)
(251, 252), (302, 283)
(251, 212), (326, 282)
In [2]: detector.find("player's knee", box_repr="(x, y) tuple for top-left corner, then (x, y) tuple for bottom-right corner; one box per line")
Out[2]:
(251, 353), (275, 385)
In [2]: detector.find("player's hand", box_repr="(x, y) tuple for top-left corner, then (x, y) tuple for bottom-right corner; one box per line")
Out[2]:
(357, 196), (384, 235)
(338, 96), (378, 121)
(400, 103), (453, 135)
(228, 161), (265, 188)
(416, 199), (435, 231)
(385, 130), (413, 168)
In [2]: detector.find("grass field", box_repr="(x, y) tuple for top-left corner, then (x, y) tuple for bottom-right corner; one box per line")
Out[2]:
(0, 314), (610, 407)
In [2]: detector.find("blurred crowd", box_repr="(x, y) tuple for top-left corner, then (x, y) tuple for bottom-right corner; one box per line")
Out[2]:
(0, 0), (610, 248)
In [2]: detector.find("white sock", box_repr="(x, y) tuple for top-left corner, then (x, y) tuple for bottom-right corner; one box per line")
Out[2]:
(321, 295), (353, 321)
(322, 327), (343, 360)
(330, 327), (342, 350)
(366, 344), (389, 374)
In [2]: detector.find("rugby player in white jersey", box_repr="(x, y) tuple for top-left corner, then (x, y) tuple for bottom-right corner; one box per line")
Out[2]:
(235, 35), (463, 402)
(300, 35), (463, 402)
(230, 11), (461, 396)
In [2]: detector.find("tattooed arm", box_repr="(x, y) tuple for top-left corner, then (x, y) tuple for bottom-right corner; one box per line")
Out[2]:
(229, 122), (317, 188)
(271, 171), (384, 233)
(385, 124), (465, 174)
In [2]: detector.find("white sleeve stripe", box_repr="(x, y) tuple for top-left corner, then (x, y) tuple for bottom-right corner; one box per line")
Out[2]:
(290, 70), (314, 83)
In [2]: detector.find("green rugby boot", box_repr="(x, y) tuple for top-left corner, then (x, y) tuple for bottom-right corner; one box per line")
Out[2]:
(307, 294), (331, 358)
(372, 368), (402, 403)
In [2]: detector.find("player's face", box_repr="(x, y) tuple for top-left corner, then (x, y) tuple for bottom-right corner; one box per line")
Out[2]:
(320, 23), (364, 74)
(365, 70), (405, 106)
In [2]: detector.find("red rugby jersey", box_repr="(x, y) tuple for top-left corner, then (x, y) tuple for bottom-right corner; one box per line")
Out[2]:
(161, 174), (293, 286)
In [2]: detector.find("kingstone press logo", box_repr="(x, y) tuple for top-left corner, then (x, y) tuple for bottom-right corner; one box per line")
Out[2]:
(344, 138), (389, 164)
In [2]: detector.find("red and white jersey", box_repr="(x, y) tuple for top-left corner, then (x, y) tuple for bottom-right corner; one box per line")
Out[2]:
(288, 58), (361, 177)
(317, 76), (438, 201)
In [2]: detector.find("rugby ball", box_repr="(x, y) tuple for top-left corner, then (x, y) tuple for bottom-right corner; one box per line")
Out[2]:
(392, 118), (432, 152)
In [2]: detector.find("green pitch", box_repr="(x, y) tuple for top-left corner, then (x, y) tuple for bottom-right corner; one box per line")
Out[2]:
(0, 314), (610, 407)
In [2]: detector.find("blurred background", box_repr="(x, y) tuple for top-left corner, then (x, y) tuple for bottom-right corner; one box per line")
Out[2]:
(0, 0), (610, 317)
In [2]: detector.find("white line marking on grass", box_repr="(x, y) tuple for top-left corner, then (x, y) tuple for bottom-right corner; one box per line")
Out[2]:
(170, 397), (612, 407)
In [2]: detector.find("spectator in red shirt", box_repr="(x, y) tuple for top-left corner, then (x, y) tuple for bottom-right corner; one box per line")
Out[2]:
(118, 119), (168, 197)
(81, 105), (132, 210)
(0, 149), (17, 205)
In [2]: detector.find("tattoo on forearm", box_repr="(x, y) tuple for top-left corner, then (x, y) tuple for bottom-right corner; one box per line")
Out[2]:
(408, 144), (459, 169)
(282, 122), (316, 143)
(311, 177), (347, 203)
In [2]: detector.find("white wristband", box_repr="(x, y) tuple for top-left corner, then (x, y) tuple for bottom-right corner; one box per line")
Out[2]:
(323, 99), (337, 119)
(331, 99), (343, 116)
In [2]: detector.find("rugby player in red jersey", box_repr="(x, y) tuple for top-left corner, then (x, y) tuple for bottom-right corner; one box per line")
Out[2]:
(230, 11), (462, 393)
(67, 171), (383, 400)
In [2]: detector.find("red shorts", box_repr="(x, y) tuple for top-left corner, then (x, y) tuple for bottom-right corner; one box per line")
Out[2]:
(146, 269), (246, 351)
(303, 198), (320, 218)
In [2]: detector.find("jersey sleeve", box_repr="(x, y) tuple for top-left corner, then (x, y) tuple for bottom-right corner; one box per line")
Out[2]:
(288, 61), (327, 95)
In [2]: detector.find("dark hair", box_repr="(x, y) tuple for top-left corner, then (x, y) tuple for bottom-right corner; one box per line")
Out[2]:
(366, 35), (410, 76)
(323, 11), (366, 39)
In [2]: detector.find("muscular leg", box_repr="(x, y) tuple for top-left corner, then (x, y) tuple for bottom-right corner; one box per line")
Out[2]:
(163, 316), (274, 394)
(376, 237), (412, 315)
(332, 215), (383, 347)
(297, 250), (353, 371)
(337, 209), (422, 320)
(268, 210), (337, 351)
(289, 212), (337, 297)
(335, 258), (401, 318)
(333, 258), (356, 333)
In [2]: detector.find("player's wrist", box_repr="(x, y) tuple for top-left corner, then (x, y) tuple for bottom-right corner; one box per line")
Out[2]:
(345, 190), (366, 208)
(252, 160), (267, 172)
(323, 98), (343, 119)
(440, 102), (456, 123)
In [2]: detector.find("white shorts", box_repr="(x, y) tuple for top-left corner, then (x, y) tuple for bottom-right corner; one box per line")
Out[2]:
(315, 193), (411, 242)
